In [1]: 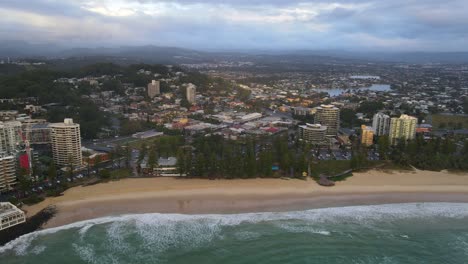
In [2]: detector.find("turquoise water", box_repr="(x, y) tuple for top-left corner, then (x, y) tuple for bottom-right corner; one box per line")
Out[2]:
(1, 203), (468, 264)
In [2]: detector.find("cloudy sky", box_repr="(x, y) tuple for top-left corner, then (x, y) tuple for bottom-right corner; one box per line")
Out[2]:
(1, 0), (467, 51)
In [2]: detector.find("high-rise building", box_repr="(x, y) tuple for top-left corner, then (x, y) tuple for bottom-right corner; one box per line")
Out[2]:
(314, 105), (340, 137)
(0, 121), (22, 155)
(22, 119), (51, 145)
(0, 155), (16, 193)
(186, 84), (196, 104)
(299, 123), (328, 145)
(147, 80), (160, 98)
(389, 114), (418, 145)
(372, 112), (391, 136)
(361, 125), (374, 146)
(50, 119), (82, 168)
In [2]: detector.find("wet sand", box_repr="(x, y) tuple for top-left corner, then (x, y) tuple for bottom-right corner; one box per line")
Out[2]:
(23, 169), (468, 228)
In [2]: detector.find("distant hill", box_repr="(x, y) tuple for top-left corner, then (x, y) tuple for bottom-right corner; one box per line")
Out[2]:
(1, 40), (468, 64)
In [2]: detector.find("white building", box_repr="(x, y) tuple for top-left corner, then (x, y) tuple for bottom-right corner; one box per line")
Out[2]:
(0, 121), (22, 155)
(389, 114), (418, 145)
(50, 119), (83, 168)
(155, 157), (183, 177)
(0, 155), (16, 193)
(0, 202), (26, 231)
(147, 80), (160, 98)
(186, 84), (196, 104)
(372, 112), (391, 136)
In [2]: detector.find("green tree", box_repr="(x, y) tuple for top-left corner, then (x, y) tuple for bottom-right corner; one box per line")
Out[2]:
(148, 147), (157, 172)
(99, 169), (111, 179)
(47, 163), (57, 182)
(17, 168), (31, 197)
(94, 155), (102, 174)
(464, 98), (468, 114)
(377, 135), (390, 160)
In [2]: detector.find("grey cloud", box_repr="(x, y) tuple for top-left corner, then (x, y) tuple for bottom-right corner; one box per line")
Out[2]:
(1, 0), (468, 51)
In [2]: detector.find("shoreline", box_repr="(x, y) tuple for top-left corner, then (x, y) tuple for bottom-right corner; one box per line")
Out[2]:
(23, 169), (468, 229)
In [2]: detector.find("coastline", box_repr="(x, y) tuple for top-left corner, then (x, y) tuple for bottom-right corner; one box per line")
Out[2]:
(23, 169), (468, 229)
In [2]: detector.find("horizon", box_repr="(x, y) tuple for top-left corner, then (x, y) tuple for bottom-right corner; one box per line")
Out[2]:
(2, 0), (468, 52)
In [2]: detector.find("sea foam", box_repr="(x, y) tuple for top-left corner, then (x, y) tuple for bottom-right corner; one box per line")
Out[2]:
(2, 202), (468, 256)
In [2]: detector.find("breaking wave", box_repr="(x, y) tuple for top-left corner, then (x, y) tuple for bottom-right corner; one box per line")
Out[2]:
(2, 202), (468, 263)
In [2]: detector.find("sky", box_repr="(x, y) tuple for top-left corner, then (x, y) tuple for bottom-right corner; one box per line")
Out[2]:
(1, 0), (468, 52)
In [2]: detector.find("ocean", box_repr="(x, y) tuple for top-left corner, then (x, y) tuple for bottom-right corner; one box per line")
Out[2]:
(1, 203), (468, 264)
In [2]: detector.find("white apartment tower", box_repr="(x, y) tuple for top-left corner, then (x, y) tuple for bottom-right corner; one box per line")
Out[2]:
(147, 80), (160, 98)
(314, 105), (340, 137)
(0, 121), (22, 155)
(0, 156), (16, 193)
(50, 119), (82, 168)
(372, 112), (391, 136)
(389, 114), (418, 145)
(186, 84), (196, 104)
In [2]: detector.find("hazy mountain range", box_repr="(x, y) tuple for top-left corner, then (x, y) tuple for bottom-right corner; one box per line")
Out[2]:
(2, 40), (468, 64)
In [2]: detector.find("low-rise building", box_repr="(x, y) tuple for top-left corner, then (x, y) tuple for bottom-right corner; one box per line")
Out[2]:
(0, 202), (26, 231)
(155, 157), (183, 177)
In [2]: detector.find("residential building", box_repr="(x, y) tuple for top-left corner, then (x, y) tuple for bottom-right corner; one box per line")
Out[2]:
(240, 113), (262, 122)
(293, 107), (314, 116)
(186, 84), (196, 104)
(0, 111), (18, 122)
(314, 104), (340, 137)
(147, 80), (160, 98)
(0, 202), (26, 230)
(389, 114), (418, 145)
(22, 120), (51, 145)
(372, 112), (391, 136)
(0, 121), (22, 155)
(299, 123), (328, 145)
(0, 155), (16, 193)
(50, 119), (82, 168)
(361, 125), (374, 146)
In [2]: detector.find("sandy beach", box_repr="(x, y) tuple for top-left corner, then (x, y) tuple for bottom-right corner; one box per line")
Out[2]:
(24, 169), (468, 228)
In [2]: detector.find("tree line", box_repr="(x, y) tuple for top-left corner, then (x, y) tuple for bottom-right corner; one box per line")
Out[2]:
(174, 135), (309, 179)
(379, 135), (468, 171)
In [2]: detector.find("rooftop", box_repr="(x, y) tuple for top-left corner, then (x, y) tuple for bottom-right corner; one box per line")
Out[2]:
(0, 202), (23, 218)
(158, 157), (177, 167)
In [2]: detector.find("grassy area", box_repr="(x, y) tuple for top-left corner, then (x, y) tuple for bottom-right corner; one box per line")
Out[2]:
(110, 168), (132, 180)
(310, 160), (388, 181)
(376, 161), (414, 172)
(310, 160), (352, 179)
(430, 114), (468, 129)
(331, 172), (354, 182)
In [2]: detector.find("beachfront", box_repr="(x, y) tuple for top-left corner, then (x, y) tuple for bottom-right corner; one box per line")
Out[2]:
(24, 169), (468, 228)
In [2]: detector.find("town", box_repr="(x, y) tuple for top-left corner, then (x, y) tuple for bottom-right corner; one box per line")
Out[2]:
(1, 58), (468, 230)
